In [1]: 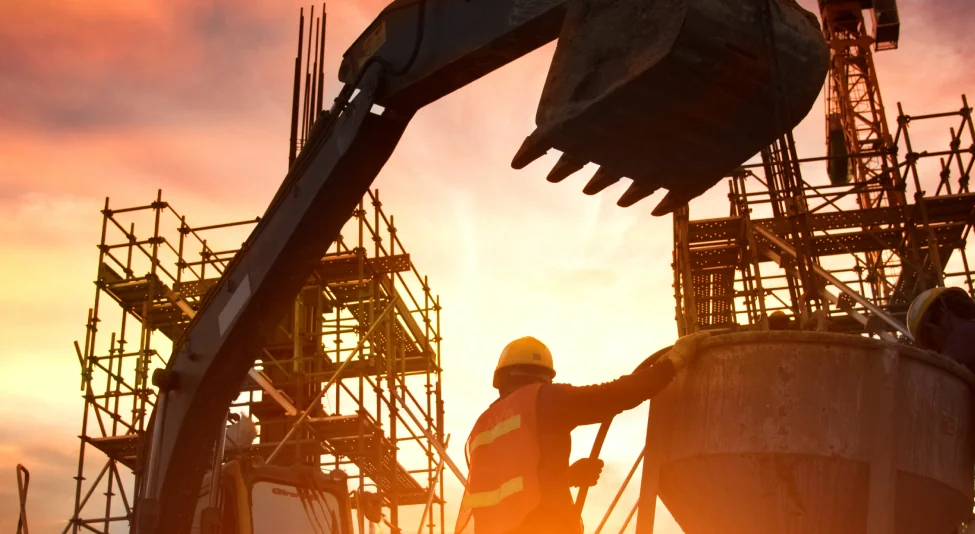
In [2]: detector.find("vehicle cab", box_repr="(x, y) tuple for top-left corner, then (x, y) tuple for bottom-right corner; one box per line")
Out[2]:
(192, 458), (352, 534)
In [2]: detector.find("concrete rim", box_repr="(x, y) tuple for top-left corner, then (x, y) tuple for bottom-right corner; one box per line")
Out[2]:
(697, 330), (975, 386)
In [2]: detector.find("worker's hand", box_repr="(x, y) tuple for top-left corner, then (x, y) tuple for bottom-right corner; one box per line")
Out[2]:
(665, 332), (711, 372)
(567, 458), (604, 488)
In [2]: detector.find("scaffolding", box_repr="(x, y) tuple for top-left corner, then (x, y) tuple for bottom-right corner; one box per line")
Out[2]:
(66, 189), (447, 533)
(674, 95), (975, 337)
(674, 0), (972, 337)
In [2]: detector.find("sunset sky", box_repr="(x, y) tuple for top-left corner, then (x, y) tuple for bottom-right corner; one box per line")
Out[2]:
(1, 0), (974, 532)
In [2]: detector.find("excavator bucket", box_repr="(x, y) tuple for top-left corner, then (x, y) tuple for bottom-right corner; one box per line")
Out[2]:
(512, 0), (829, 214)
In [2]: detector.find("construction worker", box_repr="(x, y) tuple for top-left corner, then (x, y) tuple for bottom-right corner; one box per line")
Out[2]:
(456, 333), (708, 534)
(907, 286), (975, 372)
(768, 310), (793, 330)
(769, 309), (830, 332)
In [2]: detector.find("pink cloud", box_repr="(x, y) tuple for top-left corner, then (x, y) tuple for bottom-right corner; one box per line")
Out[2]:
(0, 1), (973, 533)
(0, 1), (305, 133)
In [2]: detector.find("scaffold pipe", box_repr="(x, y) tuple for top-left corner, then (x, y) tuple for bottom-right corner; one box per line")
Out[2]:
(754, 224), (914, 340)
(267, 296), (399, 463)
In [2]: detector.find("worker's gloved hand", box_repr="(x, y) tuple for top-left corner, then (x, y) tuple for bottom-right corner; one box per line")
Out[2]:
(664, 332), (711, 372)
(567, 458), (604, 488)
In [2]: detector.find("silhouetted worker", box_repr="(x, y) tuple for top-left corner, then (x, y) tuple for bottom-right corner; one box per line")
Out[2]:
(768, 302), (829, 332)
(908, 287), (975, 373)
(456, 333), (708, 534)
(768, 310), (793, 331)
(797, 295), (830, 332)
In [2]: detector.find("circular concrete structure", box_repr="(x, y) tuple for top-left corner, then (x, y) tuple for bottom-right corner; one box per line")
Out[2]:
(638, 331), (975, 534)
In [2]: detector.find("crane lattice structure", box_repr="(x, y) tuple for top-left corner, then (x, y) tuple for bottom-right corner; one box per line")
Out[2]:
(674, 0), (975, 338)
(65, 188), (447, 533)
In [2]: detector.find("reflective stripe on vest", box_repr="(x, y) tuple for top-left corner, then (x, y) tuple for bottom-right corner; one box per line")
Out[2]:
(462, 476), (524, 509)
(469, 415), (521, 454)
(457, 383), (542, 534)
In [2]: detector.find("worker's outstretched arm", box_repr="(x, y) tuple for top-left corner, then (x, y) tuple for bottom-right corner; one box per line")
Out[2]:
(540, 333), (708, 430)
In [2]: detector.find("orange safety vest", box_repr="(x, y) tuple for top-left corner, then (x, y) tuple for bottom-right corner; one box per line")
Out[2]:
(456, 383), (542, 534)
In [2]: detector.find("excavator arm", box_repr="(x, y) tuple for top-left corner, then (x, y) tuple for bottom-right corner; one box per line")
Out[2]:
(137, 1), (829, 531)
(339, 0), (569, 111)
(138, 65), (409, 533)
(137, 4), (575, 531)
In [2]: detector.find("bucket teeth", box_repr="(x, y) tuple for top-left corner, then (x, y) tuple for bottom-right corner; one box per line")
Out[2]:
(617, 182), (658, 208)
(511, 130), (549, 169)
(546, 154), (586, 183)
(651, 190), (687, 216)
(583, 167), (622, 195)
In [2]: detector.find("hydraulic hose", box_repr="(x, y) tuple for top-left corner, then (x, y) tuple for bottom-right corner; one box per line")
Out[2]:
(574, 344), (674, 513)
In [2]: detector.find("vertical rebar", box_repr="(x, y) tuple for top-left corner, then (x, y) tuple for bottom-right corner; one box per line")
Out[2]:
(310, 16), (320, 132)
(316, 4), (327, 123)
(302, 6), (315, 141)
(289, 8), (305, 165)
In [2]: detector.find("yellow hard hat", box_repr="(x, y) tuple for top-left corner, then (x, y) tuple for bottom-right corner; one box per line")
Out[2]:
(493, 337), (555, 387)
(907, 286), (971, 338)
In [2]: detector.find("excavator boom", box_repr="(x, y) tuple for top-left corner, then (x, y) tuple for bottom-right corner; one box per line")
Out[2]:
(340, 0), (569, 111)
(137, 1), (828, 531)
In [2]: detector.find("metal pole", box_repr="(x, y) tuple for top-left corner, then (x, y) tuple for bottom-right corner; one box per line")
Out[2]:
(388, 311), (399, 528)
(289, 8), (304, 165)
(302, 5), (315, 140)
(207, 413), (228, 508)
(754, 224), (913, 339)
(316, 4), (327, 122)
(618, 500), (639, 534)
(675, 205), (698, 333)
(200, 412), (229, 534)
(593, 450), (645, 534)
(309, 16), (320, 131)
(175, 294), (298, 416)
(267, 297), (399, 463)
(391, 379), (467, 487)
(417, 435), (450, 534)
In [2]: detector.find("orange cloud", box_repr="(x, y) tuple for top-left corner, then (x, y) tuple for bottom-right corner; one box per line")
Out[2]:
(1, 1), (973, 533)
